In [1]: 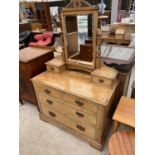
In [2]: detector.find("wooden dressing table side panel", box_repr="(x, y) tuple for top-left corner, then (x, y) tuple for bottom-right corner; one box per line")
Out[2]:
(95, 88), (116, 144)
(32, 82), (47, 114)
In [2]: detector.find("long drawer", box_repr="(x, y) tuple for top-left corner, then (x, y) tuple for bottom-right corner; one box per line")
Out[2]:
(42, 105), (96, 139)
(38, 93), (97, 126)
(62, 92), (98, 113)
(34, 83), (62, 99)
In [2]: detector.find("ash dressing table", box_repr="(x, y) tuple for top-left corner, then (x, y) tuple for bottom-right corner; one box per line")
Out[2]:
(31, 0), (118, 150)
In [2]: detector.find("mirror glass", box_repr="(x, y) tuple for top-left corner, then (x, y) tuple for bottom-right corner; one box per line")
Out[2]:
(64, 14), (93, 66)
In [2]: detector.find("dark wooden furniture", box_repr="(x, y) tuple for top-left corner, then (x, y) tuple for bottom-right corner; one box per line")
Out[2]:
(113, 96), (135, 132)
(19, 46), (54, 105)
(80, 44), (93, 62)
(35, 2), (52, 31)
(19, 22), (31, 33)
(116, 70), (132, 102)
(131, 80), (135, 98)
(108, 130), (135, 155)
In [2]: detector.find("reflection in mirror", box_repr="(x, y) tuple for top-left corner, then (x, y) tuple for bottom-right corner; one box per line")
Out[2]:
(65, 14), (93, 66)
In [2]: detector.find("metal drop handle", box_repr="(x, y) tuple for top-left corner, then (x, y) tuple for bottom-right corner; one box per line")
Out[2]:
(46, 99), (53, 105)
(99, 79), (104, 83)
(76, 124), (85, 131)
(49, 111), (56, 117)
(76, 112), (84, 117)
(75, 100), (84, 106)
(44, 89), (51, 94)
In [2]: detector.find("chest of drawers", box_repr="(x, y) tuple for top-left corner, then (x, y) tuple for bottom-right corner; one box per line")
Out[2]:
(32, 70), (117, 150)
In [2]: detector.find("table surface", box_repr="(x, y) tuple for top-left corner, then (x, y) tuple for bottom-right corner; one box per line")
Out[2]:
(31, 70), (117, 106)
(19, 46), (53, 63)
(108, 130), (135, 155)
(113, 96), (135, 127)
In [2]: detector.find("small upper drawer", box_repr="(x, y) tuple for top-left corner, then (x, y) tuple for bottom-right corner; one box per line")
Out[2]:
(92, 76), (115, 87)
(62, 92), (98, 113)
(91, 67), (118, 88)
(34, 82), (62, 99)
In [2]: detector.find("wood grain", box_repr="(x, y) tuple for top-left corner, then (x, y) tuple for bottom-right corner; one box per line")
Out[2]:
(32, 71), (117, 106)
(108, 130), (135, 155)
(113, 96), (135, 128)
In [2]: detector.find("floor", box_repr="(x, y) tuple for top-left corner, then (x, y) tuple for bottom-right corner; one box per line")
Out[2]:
(19, 66), (135, 155)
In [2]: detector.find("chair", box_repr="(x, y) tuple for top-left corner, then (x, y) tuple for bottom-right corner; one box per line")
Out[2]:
(29, 32), (53, 46)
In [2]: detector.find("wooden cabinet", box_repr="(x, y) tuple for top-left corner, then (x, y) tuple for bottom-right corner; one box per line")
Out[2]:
(32, 70), (118, 150)
(35, 2), (52, 31)
(19, 46), (54, 105)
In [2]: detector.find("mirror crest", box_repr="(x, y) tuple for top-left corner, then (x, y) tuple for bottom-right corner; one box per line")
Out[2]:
(66, 0), (92, 8)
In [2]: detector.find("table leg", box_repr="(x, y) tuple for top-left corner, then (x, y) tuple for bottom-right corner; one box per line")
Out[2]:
(113, 121), (119, 133)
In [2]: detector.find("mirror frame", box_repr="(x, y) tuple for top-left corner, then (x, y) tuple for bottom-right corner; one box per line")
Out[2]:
(60, 2), (98, 72)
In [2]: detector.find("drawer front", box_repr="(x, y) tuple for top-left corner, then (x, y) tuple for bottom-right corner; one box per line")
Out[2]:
(39, 93), (97, 126)
(38, 94), (64, 113)
(41, 105), (67, 124)
(47, 65), (65, 73)
(34, 83), (62, 99)
(42, 105), (96, 139)
(92, 76), (114, 87)
(47, 65), (59, 73)
(65, 117), (96, 139)
(64, 104), (97, 126)
(62, 93), (97, 113)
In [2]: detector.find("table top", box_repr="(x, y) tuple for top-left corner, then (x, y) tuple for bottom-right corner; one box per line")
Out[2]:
(19, 46), (53, 63)
(113, 96), (135, 127)
(31, 70), (118, 106)
(108, 130), (135, 155)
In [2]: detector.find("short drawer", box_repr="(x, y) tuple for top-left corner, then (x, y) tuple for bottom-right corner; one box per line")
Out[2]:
(38, 94), (64, 113)
(34, 82), (62, 99)
(64, 104), (97, 126)
(92, 76), (115, 88)
(62, 93), (97, 113)
(41, 105), (67, 124)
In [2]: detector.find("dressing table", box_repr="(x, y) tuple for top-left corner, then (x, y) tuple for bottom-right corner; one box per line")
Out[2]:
(31, 0), (118, 150)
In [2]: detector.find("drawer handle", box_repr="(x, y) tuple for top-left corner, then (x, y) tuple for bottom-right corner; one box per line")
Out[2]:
(76, 112), (84, 117)
(76, 124), (85, 131)
(75, 100), (84, 106)
(44, 89), (51, 94)
(46, 99), (53, 105)
(99, 79), (104, 83)
(49, 111), (56, 117)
